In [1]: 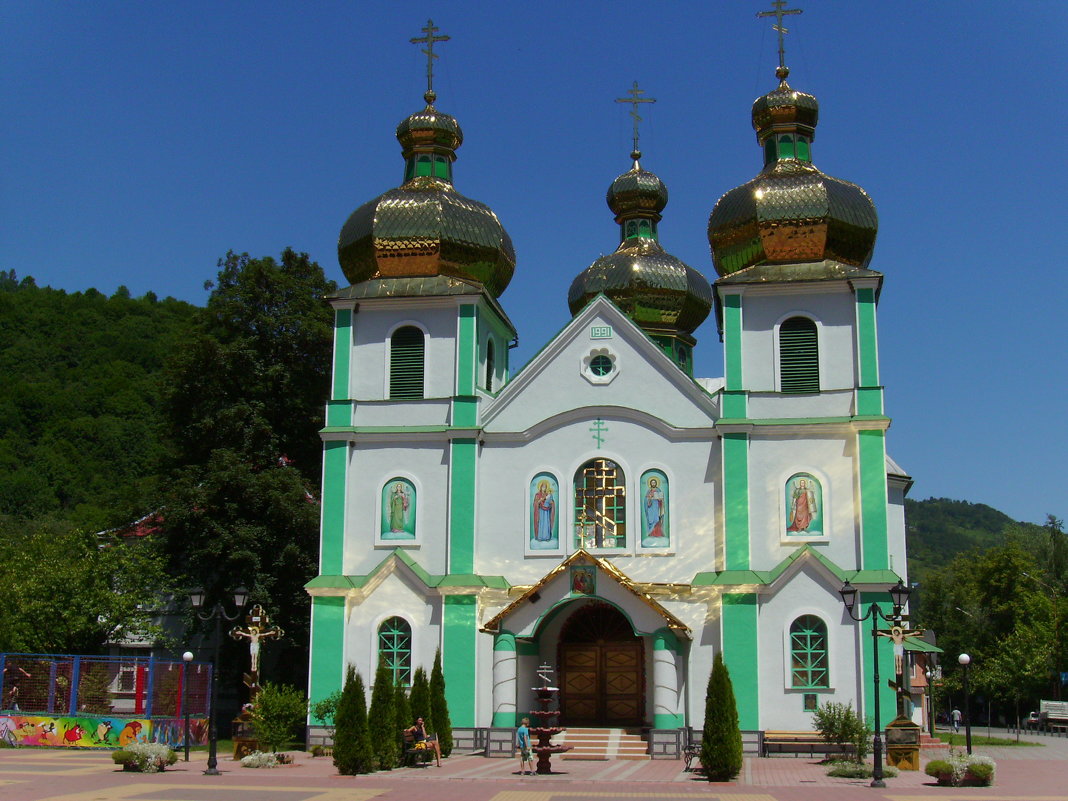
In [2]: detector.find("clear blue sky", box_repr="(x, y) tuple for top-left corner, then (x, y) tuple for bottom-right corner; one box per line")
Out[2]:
(3, 2), (1064, 525)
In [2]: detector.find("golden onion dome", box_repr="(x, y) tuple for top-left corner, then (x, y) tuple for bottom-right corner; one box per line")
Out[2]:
(338, 90), (515, 297)
(570, 156), (712, 337)
(708, 67), (877, 277)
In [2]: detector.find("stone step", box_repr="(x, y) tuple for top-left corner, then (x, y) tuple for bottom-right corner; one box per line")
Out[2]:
(549, 728), (650, 761)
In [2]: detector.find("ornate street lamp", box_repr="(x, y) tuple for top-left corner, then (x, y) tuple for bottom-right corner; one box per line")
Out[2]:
(190, 586), (248, 775)
(839, 579), (911, 788)
(958, 653), (972, 754)
(182, 651), (194, 762)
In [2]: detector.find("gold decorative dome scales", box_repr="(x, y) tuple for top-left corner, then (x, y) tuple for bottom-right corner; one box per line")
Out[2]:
(337, 22), (515, 297)
(708, 63), (878, 277)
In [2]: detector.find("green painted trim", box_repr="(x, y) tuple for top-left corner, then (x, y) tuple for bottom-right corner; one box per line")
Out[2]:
(308, 596), (345, 722)
(723, 432), (750, 570)
(457, 304), (477, 396)
(903, 636), (943, 654)
(855, 287), (880, 387)
(321, 425), (479, 435)
(859, 594), (897, 726)
(449, 438), (477, 574)
(320, 441), (348, 575)
(858, 429), (889, 569)
(691, 546), (901, 587)
(305, 575), (356, 590)
(331, 308), (352, 401)
(452, 396), (478, 428)
(654, 713), (685, 728)
(722, 593), (759, 729)
(722, 390), (748, 419)
(306, 552), (509, 592)
(516, 639), (540, 656)
(717, 415), (890, 427)
(653, 627), (680, 654)
(492, 711), (518, 726)
(723, 293), (744, 392)
(856, 387), (884, 417)
(494, 632), (516, 652)
(325, 400), (352, 428)
(443, 595), (478, 727)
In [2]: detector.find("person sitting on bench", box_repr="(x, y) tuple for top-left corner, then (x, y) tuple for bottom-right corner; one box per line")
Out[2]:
(405, 717), (441, 766)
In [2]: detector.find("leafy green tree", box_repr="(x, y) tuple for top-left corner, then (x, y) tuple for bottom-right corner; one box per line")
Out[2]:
(310, 689), (343, 740)
(160, 249), (336, 686)
(811, 701), (869, 762)
(333, 667), (374, 775)
(701, 653), (742, 781)
(0, 516), (170, 653)
(408, 667), (432, 734)
(252, 682), (307, 752)
(368, 663), (400, 769)
(429, 648), (453, 757)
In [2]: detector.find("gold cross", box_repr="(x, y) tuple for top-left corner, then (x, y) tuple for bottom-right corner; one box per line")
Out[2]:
(410, 18), (450, 100)
(615, 81), (656, 158)
(757, 1), (803, 70)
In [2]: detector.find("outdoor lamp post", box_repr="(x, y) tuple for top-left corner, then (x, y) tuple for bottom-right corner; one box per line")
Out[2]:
(190, 585), (248, 776)
(839, 578), (912, 789)
(958, 653), (972, 754)
(925, 668), (935, 738)
(182, 651), (194, 762)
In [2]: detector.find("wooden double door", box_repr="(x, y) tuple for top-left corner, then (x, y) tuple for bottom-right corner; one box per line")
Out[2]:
(560, 641), (644, 726)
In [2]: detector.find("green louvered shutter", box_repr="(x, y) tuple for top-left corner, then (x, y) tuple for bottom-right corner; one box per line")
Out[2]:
(779, 317), (819, 394)
(390, 326), (425, 399)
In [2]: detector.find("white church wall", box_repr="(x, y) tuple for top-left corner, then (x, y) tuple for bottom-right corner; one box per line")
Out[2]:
(886, 482), (909, 578)
(484, 310), (717, 433)
(739, 288), (857, 394)
(747, 388), (855, 419)
(758, 565), (857, 730)
(343, 571), (440, 687)
(673, 599), (718, 729)
(349, 304), (459, 401)
(345, 441), (451, 575)
(474, 420), (717, 582)
(748, 435), (859, 568)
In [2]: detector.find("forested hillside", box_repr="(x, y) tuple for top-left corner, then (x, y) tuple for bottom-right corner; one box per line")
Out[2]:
(0, 271), (196, 531)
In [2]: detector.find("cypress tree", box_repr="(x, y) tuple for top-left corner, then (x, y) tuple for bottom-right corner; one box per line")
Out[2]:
(429, 648), (453, 757)
(333, 666), (375, 775)
(701, 652), (743, 781)
(368, 662), (400, 770)
(409, 667), (432, 734)
(393, 678), (412, 766)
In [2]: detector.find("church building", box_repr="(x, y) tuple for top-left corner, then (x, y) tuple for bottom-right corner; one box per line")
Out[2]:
(305, 18), (912, 743)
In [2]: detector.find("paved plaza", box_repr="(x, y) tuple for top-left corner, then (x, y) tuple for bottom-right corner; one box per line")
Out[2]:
(2, 729), (1066, 801)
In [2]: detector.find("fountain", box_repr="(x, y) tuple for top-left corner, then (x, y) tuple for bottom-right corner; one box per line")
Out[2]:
(529, 663), (572, 774)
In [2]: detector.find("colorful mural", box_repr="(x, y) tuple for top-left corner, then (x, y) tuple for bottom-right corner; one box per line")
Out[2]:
(381, 478), (416, 539)
(0, 714), (208, 749)
(785, 472), (824, 536)
(529, 473), (559, 550)
(640, 469), (669, 547)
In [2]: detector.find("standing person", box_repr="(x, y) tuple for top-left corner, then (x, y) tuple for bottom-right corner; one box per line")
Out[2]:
(516, 717), (534, 775)
(951, 707), (962, 733)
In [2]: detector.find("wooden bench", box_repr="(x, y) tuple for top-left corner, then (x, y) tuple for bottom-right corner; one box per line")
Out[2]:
(683, 743), (701, 771)
(402, 730), (434, 767)
(761, 730), (856, 758)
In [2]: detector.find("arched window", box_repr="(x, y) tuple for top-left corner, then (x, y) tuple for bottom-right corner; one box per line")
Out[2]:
(574, 458), (626, 549)
(790, 615), (829, 688)
(378, 616), (412, 686)
(779, 316), (819, 394)
(390, 326), (425, 399)
(485, 339), (495, 391)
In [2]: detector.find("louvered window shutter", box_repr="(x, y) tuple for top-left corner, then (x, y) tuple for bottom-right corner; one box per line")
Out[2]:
(390, 326), (425, 399)
(779, 317), (819, 394)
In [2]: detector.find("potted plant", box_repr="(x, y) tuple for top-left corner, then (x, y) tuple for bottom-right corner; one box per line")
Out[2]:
(924, 759), (954, 786)
(111, 743), (178, 773)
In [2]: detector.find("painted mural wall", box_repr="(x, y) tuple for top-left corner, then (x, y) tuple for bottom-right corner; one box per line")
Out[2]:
(0, 714), (208, 748)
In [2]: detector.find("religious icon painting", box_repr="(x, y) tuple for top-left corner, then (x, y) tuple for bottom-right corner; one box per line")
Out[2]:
(529, 472), (560, 550)
(785, 472), (823, 537)
(640, 469), (669, 548)
(570, 565), (596, 596)
(381, 478), (416, 539)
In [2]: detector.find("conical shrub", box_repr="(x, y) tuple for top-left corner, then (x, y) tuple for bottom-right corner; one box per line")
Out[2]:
(333, 666), (375, 774)
(701, 652), (743, 781)
(429, 648), (453, 757)
(368, 662), (400, 769)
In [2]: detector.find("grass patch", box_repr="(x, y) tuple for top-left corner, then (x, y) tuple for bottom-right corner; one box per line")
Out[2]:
(936, 732), (1041, 747)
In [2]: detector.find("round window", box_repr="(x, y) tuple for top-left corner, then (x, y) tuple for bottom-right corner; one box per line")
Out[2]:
(590, 355), (613, 376)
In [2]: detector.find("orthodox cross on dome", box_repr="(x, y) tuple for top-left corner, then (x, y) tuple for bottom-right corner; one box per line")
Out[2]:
(757, 1), (803, 72)
(615, 81), (656, 160)
(410, 18), (450, 103)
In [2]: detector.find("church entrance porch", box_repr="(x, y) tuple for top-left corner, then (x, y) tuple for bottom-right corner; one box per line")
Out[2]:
(558, 601), (645, 727)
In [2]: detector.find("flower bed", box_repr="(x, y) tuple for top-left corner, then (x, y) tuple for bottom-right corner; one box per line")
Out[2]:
(925, 754), (996, 786)
(111, 743), (178, 773)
